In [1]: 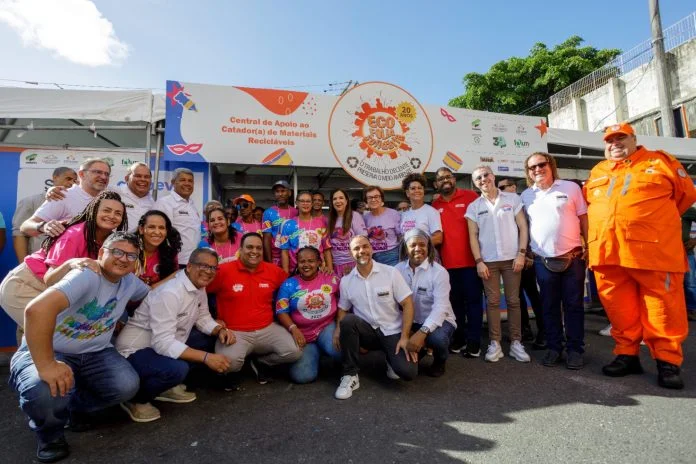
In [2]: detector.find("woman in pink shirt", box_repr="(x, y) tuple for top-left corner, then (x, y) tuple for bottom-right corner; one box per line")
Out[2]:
(201, 206), (240, 263)
(328, 189), (367, 276)
(280, 191), (332, 274)
(0, 191), (128, 327)
(136, 210), (181, 287)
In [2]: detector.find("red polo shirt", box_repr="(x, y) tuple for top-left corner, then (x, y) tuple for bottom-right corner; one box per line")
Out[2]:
(432, 188), (478, 269)
(207, 260), (288, 331)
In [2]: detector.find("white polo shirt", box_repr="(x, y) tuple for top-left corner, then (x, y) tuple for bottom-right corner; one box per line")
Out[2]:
(520, 179), (587, 258)
(338, 261), (412, 336)
(33, 185), (96, 222)
(154, 191), (201, 264)
(395, 259), (457, 332)
(116, 270), (219, 359)
(399, 204), (442, 236)
(465, 190), (523, 262)
(118, 184), (155, 232)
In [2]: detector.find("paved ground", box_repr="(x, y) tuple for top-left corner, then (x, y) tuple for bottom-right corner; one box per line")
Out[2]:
(1, 313), (694, 464)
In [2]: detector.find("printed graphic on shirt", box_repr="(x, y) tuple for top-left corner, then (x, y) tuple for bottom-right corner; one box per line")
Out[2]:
(55, 297), (117, 340)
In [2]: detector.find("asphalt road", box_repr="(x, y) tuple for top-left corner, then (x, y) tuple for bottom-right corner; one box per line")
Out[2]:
(1, 313), (694, 464)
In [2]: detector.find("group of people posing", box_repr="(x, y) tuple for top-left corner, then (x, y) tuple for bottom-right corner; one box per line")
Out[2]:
(1, 121), (694, 463)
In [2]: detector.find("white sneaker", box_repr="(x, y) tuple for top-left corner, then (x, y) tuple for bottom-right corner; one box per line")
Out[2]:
(485, 341), (504, 362)
(599, 324), (612, 336)
(509, 340), (531, 363)
(335, 375), (360, 400)
(386, 362), (400, 380)
(154, 384), (197, 403)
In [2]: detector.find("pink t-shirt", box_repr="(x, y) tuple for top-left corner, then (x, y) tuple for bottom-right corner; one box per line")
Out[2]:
(363, 208), (401, 252)
(279, 215), (330, 271)
(137, 249), (179, 285)
(24, 223), (90, 279)
(234, 218), (263, 235)
(330, 213), (368, 265)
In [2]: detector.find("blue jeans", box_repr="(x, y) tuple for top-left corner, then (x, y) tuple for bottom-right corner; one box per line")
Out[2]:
(413, 321), (455, 364)
(289, 322), (342, 384)
(534, 256), (586, 354)
(447, 267), (484, 346)
(9, 344), (139, 443)
(373, 247), (400, 266)
(684, 253), (696, 311)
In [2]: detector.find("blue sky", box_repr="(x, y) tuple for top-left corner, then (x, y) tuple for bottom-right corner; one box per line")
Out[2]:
(0, 0), (693, 106)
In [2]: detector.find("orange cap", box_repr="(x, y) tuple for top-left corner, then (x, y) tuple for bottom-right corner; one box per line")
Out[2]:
(233, 194), (255, 206)
(603, 122), (635, 141)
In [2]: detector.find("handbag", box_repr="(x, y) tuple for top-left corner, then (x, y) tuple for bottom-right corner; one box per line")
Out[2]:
(541, 247), (583, 273)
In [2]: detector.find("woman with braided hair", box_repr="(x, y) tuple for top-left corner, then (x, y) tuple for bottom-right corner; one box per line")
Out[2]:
(0, 191), (128, 329)
(136, 210), (182, 287)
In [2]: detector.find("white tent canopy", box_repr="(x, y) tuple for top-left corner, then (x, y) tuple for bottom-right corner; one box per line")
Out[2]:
(0, 87), (164, 123)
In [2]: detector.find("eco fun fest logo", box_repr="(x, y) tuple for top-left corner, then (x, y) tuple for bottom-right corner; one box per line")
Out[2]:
(328, 82), (433, 190)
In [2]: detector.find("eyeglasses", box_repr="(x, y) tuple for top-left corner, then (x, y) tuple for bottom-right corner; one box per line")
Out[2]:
(365, 195), (382, 201)
(190, 262), (218, 272)
(86, 169), (111, 178)
(436, 175), (454, 183)
(237, 201), (252, 209)
(105, 247), (138, 262)
(296, 199), (312, 204)
(474, 172), (491, 182)
(527, 161), (549, 171)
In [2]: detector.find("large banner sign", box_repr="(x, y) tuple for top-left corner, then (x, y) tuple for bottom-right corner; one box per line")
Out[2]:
(165, 80), (547, 189)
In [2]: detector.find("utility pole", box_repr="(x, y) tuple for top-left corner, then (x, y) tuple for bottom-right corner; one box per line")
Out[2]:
(649, 0), (676, 137)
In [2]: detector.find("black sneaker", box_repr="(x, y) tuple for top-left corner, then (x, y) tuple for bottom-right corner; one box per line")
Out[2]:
(66, 411), (92, 433)
(566, 351), (584, 370)
(37, 436), (70, 463)
(602, 355), (643, 377)
(220, 373), (241, 392)
(427, 361), (446, 378)
(522, 326), (535, 342)
(449, 341), (466, 354)
(532, 335), (547, 350)
(463, 341), (481, 358)
(542, 349), (560, 367)
(250, 359), (272, 385)
(656, 360), (684, 390)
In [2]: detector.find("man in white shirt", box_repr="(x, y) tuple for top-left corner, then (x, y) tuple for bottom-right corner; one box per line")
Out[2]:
(116, 247), (234, 423)
(20, 158), (111, 239)
(118, 162), (155, 232)
(154, 167), (201, 265)
(334, 235), (418, 400)
(520, 153), (588, 370)
(395, 228), (456, 377)
(12, 166), (77, 262)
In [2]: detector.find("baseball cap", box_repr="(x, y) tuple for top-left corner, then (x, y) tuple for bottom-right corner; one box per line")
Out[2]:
(233, 194), (255, 206)
(603, 122), (635, 141)
(272, 180), (291, 190)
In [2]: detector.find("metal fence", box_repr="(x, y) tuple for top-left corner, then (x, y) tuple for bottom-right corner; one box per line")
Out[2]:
(550, 12), (696, 112)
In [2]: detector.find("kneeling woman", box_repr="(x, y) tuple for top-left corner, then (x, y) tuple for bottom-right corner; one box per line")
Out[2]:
(276, 246), (342, 383)
(0, 191), (127, 328)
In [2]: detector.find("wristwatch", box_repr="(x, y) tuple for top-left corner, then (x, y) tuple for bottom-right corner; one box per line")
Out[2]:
(36, 221), (47, 233)
(419, 326), (431, 335)
(519, 248), (527, 254)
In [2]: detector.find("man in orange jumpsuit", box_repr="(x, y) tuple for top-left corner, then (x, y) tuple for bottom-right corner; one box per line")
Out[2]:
(584, 122), (696, 389)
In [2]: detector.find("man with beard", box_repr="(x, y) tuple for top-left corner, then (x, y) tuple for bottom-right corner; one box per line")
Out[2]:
(431, 167), (483, 358)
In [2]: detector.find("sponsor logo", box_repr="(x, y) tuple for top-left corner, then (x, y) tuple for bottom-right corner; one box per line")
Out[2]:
(25, 153), (38, 164)
(516, 125), (527, 135)
(40, 154), (60, 165)
(497, 166), (510, 172)
(493, 136), (507, 148)
(514, 139), (530, 148)
(103, 157), (115, 167)
(480, 156), (494, 162)
(492, 123), (507, 133)
(472, 134), (481, 144)
(120, 157), (140, 166)
(471, 119), (481, 130)
(513, 167), (525, 172)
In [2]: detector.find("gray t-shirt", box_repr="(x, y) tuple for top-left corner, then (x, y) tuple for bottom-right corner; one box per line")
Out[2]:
(52, 269), (149, 354)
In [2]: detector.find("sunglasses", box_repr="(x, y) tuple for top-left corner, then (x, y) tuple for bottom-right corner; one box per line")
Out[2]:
(527, 161), (549, 171)
(237, 201), (252, 209)
(498, 184), (514, 189)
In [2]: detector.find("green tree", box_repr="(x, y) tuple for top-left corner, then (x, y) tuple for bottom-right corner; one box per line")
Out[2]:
(448, 36), (620, 116)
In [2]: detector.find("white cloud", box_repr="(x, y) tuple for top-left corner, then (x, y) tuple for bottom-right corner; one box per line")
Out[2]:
(0, 0), (129, 66)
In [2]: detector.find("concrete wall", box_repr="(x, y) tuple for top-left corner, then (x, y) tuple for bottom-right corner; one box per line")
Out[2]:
(549, 38), (696, 135)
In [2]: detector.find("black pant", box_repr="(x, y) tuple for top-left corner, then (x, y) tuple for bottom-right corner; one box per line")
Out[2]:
(519, 265), (545, 335)
(339, 314), (417, 380)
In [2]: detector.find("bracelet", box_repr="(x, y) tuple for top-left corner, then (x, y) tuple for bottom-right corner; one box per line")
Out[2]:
(475, 258), (483, 264)
(203, 352), (209, 363)
(288, 324), (297, 333)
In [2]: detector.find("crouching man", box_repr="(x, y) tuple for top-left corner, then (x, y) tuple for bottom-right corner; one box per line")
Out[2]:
(9, 232), (149, 463)
(334, 235), (418, 400)
(116, 247), (235, 423)
(395, 228), (457, 377)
